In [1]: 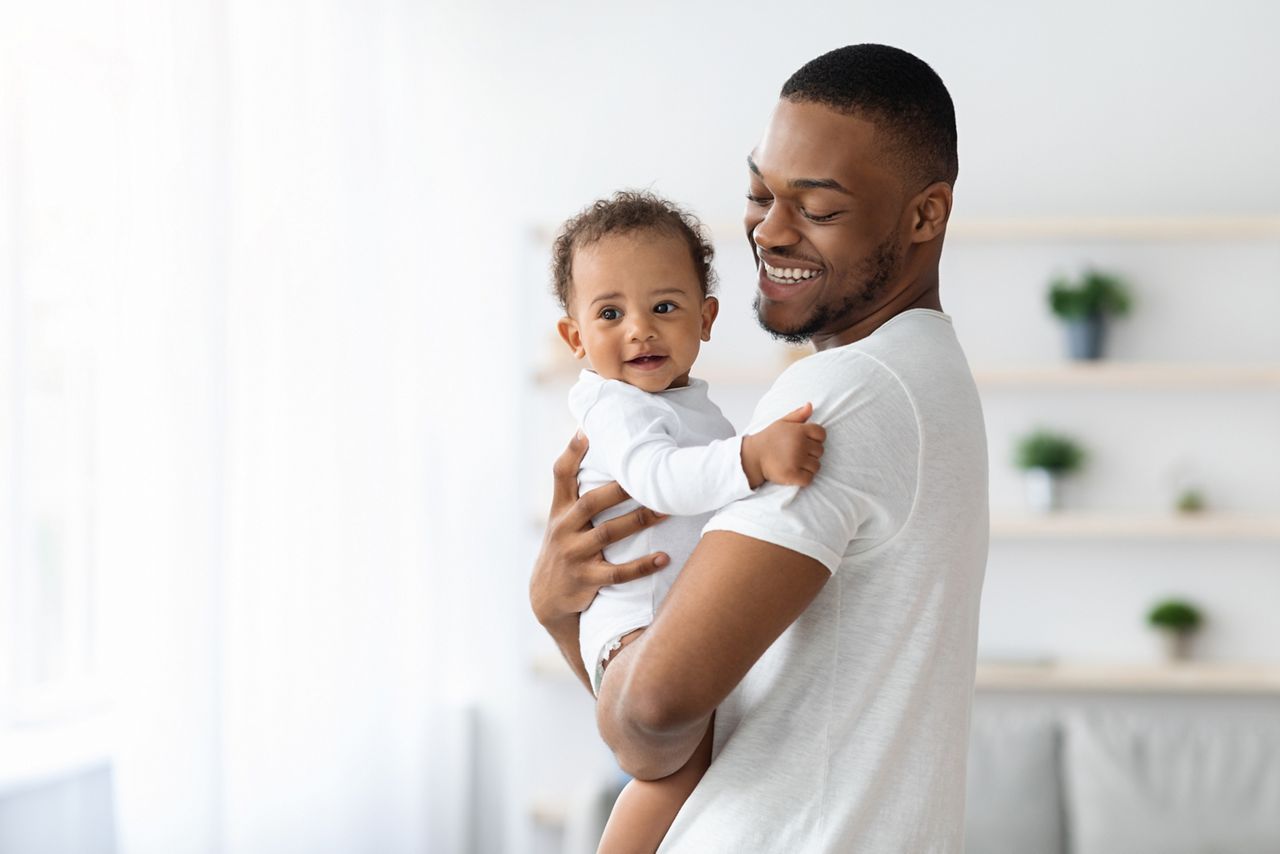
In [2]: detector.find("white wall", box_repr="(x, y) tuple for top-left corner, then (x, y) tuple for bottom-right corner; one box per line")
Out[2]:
(419, 1), (1280, 851)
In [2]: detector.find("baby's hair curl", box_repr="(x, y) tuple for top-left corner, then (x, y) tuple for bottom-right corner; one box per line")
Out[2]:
(551, 190), (717, 312)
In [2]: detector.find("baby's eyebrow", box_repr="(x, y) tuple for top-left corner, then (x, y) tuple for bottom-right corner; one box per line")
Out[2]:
(590, 287), (689, 307)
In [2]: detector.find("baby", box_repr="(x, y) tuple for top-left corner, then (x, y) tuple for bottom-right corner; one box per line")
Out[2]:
(551, 190), (825, 853)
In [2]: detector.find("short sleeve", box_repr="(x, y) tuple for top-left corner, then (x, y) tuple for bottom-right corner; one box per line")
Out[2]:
(703, 351), (920, 573)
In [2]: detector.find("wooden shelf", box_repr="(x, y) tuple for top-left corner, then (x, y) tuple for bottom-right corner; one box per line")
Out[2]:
(976, 660), (1280, 695)
(535, 653), (1280, 694)
(533, 216), (1280, 246)
(973, 363), (1280, 389)
(990, 513), (1280, 540)
(535, 361), (1280, 389)
(946, 215), (1280, 241)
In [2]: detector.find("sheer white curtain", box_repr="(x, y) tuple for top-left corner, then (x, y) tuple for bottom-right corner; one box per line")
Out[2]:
(6, 2), (496, 852)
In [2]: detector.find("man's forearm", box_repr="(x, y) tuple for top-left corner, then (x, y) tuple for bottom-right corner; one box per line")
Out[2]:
(594, 637), (711, 781)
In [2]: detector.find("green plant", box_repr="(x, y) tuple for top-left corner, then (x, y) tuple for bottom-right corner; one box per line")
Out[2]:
(1015, 430), (1085, 474)
(1048, 269), (1132, 320)
(1147, 599), (1203, 633)
(1175, 489), (1206, 514)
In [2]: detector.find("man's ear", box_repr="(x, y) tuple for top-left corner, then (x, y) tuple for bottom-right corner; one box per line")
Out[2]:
(700, 296), (720, 342)
(557, 316), (586, 359)
(910, 181), (953, 244)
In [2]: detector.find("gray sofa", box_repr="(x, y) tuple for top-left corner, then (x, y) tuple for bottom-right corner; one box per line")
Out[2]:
(965, 706), (1280, 854)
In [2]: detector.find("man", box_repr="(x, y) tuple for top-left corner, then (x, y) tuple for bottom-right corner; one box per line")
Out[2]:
(531, 44), (988, 852)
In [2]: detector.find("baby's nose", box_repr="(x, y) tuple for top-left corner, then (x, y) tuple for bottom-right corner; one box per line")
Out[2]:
(628, 318), (657, 340)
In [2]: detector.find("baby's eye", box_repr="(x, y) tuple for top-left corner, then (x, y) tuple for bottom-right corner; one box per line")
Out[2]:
(599, 307), (621, 321)
(653, 301), (678, 314)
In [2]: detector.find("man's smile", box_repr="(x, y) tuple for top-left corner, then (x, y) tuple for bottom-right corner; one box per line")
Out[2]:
(757, 255), (824, 302)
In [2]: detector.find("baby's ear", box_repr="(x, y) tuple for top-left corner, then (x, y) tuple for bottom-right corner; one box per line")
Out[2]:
(699, 296), (720, 342)
(556, 316), (586, 359)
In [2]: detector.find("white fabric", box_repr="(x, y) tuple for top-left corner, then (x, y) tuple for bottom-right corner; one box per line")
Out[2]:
(6, 4), (468, 853)
(571, 371), (753, 694)
(661, 309), (989, 854)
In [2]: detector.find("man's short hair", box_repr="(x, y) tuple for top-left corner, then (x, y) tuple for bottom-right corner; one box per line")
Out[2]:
(781, 44), (958, 189)
(551, 190), (717, 312)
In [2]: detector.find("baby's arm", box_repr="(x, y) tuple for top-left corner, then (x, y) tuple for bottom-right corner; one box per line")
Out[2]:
(584, 387), (826, 517)
(740, 402), (826, 489)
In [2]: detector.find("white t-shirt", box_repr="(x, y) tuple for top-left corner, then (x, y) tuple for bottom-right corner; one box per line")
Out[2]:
(570, 371), (754, 695)
(659, 309), (989, 854)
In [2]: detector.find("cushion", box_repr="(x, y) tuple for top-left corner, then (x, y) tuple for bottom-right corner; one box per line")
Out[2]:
(1064, 712), (1280, 854)
(965, 709), (1065, 854)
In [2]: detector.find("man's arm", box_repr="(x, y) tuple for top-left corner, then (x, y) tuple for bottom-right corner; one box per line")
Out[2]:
(595, 531), (830, 779)
(530, 432), (669, 694)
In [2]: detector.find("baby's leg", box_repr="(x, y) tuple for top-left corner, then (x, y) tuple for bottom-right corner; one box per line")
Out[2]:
(595, 631), (714, 854)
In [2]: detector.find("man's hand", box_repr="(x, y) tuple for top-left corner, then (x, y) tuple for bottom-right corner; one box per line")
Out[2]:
(740, 402), (826, 489)
(530, 431), (669, 692)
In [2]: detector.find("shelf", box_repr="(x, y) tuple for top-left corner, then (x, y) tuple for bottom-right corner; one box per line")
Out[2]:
(976, 660), (1280, 695)
(990, 513), (1280, 540)
(532, 216), (1280, 246)
(532, 798), (569, 827)
(534, 361), (1280, 389)
(973, 363), (1280, 388)
(535, 652), (1280, 695)
(946, 216), (1280, 241)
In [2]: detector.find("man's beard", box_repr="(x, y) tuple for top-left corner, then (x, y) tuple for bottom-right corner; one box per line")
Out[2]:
(754, 233), (901, 345)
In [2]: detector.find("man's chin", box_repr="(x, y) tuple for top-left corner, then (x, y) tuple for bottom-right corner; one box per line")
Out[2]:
(753, 295), (817, 345)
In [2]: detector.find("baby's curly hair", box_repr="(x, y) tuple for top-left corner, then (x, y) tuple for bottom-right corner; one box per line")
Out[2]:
(551, 190), (717, 312)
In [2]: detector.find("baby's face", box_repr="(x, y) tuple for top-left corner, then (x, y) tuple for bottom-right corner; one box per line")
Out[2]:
(558, 230), (717, 393)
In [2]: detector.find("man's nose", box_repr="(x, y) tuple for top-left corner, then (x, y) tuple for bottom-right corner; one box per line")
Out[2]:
(751, 204), (799, 253)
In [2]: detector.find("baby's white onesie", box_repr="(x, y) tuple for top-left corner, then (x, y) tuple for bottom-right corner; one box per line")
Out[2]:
(570, 369), (753, 695)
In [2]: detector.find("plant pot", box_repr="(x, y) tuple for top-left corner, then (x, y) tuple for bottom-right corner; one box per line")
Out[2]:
(1158, 629), (1194, 662)
(1065, 315), (1105, 360)
(1023, 468), (1060, 513)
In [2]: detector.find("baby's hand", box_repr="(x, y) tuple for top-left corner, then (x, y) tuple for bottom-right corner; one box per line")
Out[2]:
(740, 402), (826, 489)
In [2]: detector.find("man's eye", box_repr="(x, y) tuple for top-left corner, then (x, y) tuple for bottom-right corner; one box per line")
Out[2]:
(802, 209), (839, 223)
(599, 307), (620, 321)
(746, 193), (773, 206)
(653, 301), (678, 314)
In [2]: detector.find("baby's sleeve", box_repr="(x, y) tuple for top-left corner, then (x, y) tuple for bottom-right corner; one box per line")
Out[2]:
(579, 382), (753, 517)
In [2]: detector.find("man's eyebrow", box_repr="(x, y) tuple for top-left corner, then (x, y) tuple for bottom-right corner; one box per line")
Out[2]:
(747, 154), (854, 196)
(790, 177), (854, 195)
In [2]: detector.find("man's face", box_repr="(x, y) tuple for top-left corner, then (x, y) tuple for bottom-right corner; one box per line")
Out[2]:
(744, 99), (909, 344)
(557, 230), (717, 393)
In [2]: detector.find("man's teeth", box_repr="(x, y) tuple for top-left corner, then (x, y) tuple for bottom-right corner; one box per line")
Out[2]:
(763, 262), (819, 282)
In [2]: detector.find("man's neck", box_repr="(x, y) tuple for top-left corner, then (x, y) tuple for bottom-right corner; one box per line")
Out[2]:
(811, 279), (942, 352)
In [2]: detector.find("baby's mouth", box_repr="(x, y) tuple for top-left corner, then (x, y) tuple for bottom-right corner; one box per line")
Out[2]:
(626, 354), (668, 370)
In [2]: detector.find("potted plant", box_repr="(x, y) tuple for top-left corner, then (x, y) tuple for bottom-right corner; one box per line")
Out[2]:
(1014, 430), (1084, 513)
(1147, 599), (1203, 661)
(1048, 269), (1132, 360)
(1175, 488), (1206, 514)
